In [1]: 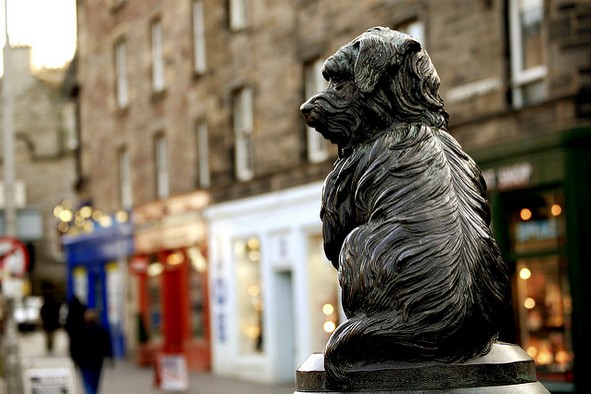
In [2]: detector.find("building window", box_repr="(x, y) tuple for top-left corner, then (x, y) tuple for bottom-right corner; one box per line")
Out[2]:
(233, 87), (254, 181)
(61, 101), (78, 150)
(147, 256), (163, 340)
(151, 19), (165, 93)
(154, 134), (169, 198)
(304, 59), (328, 163)
(119, 147), (133, 209)
(192, 0), (207, 74)
(114, 40), (129, 109)
(307, 233), (340, 352)
(505, 190), (572, 384)
(397, 19), (425, 47)
(234, 237), (263, 354)
(196, 121), (210, 188)
(229, 0), (247, 30)
(188, 246), (208, 339)
(509, 0), (546, 108)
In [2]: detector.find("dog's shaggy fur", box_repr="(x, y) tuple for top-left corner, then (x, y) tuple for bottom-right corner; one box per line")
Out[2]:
(300, 27), (511, 385)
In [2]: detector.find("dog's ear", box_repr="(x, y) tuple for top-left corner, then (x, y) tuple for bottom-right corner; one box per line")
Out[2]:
(354, 30), (421, 93)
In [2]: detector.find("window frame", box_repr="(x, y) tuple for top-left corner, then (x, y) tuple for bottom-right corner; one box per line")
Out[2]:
(114, 40), (129, 109)
(229, 0), (247, 31)
(508, 0), (547, 108)
(303, 59), (329, 163)
(150, 19), (166, 93)
(119, 146), (133, 209)
(233, 87), (254, 182)
(192, 0), (207, 75)
(196, 121), (210, 188)
(154, 134), (169, 199)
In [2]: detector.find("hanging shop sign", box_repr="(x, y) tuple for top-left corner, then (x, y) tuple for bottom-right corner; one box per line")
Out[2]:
(134, 191), (210, 254)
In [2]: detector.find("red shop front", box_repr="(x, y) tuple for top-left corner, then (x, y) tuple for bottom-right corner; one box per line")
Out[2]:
(131, 191), (211, 372)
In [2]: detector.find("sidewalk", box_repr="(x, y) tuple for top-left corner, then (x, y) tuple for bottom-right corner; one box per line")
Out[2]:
(7, 329), (296, 394)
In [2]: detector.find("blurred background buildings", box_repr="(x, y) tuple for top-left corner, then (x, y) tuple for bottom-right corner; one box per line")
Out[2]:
(0, 45), (77, 293)
(1, 0), (590, 393)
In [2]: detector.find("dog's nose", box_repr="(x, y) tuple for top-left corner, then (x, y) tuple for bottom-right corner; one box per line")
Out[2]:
(300, 101), (314, 116)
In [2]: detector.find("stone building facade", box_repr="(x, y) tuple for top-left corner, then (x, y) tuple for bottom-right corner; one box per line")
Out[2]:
(0, 46), (77, 295)
(73, 0), (590, 391)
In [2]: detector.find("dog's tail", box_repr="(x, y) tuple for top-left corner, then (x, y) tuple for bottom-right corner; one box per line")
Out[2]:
(323, 307), (494, 385)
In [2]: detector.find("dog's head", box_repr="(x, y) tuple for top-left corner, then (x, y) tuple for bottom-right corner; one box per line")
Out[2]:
(300, 27), (448, 153)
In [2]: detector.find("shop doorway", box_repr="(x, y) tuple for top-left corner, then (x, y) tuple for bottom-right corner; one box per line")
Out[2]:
(500, 188), (573, 384)
(273, 270), (296, 382)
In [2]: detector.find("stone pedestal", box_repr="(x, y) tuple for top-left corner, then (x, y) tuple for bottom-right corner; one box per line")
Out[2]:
(295, 342), (549, 393)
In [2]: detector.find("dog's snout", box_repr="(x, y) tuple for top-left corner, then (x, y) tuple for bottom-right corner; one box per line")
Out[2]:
(300, 100), (314, 116)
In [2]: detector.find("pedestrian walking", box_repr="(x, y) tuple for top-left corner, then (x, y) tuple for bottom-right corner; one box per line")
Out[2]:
(72, 308), (113, 394)
(39, 282), (62, 353)
(64, 296), (86, 360)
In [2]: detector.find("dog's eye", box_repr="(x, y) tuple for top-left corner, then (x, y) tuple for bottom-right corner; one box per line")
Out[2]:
(330, 77), (346, 90)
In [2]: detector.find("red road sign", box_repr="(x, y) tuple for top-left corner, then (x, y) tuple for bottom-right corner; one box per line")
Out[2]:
(0, 236), (29, 279)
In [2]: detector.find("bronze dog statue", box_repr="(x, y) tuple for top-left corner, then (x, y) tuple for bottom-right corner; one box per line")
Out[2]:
(300, 27), (511, 384)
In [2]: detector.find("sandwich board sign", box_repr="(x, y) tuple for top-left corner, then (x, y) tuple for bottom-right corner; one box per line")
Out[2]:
(21, 357), (77, 394)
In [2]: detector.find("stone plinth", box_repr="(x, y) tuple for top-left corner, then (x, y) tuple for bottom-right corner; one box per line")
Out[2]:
(295, 342), (549, 393)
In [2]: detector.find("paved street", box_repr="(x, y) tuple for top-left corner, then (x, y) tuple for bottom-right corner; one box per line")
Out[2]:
(5, 329), (296, 394)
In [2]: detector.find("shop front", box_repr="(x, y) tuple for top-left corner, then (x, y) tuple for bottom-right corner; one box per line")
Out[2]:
(62, 215), (133, 359)
(473, 128), (591, 394)
(131, 191), (210, 372)
(206, 182), (342, 385)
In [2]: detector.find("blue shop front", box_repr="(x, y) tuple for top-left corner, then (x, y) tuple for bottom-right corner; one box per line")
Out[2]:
(62, 218), (134, 359)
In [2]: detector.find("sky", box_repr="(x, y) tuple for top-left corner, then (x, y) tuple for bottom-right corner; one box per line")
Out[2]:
(1, 0), (76, 72)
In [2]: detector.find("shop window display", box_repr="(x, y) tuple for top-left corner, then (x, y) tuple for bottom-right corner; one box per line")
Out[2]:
(234, 237), (264, 354)
(506, 190), (573, 382)
(307, 234), (340, 353)
(188, 246), (208, 339)
(147, 257), (164, 341)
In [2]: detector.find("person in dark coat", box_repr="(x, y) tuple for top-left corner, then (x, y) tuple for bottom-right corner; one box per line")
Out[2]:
(39, 285), (62, 353)
(64, 296), (87, 362)
(73, 309), (112, 394)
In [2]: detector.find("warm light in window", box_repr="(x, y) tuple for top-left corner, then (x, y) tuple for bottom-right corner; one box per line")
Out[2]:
(555, 350), (570, 365)
(247, 237), (260, 250)
(550, 204), (562, 216)
(248, 285), (260, 297)
(92, 210), (103, 221)
(58, 209), (73, 222)
(519, 267), (531, 280)
(323, 320), (336, 333)
(115, 210), (129, 222)
(188, 247), (207, 272)
(254, 300), (264, 311)
(83, 221), (94, 232)
(79, 206), (93, 218)
(147, 262), (164, 277)
(526, 346), (538, 358)
(246, 325), (261, 339)
(524, 297), (536, 309)
(99, 215), (112, 228)
(53, 205), (63, 218)
(322, 303), (334, 315)
(536, 348), (553, 365)
(74, 216), (85, 227)
(520, 208), (532, 221)
(167, 252), (184, 266)
(248, 250), (261, 261)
